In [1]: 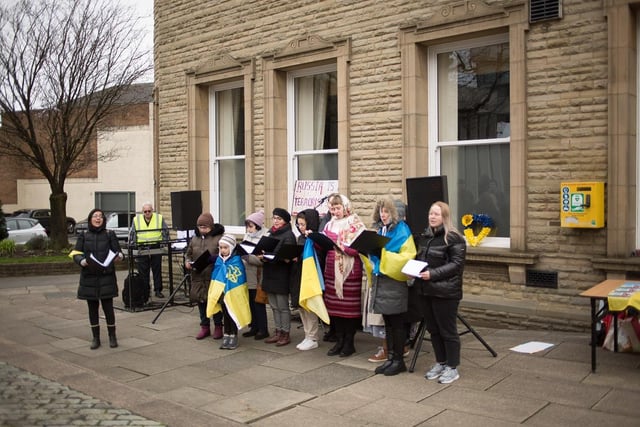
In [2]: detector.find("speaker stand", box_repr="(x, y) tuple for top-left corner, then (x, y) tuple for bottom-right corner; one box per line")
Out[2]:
(408, 314), (497, 373)
(151, 272), (192, 324)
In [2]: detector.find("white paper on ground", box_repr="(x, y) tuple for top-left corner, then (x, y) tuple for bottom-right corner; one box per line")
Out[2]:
(509, 341), (554, 354)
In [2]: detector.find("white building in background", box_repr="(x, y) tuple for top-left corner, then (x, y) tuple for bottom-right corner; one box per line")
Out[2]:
(2, 83), (155, 223)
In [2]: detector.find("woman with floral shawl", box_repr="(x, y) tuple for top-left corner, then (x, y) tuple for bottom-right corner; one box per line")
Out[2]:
(322, 194), (365, 357)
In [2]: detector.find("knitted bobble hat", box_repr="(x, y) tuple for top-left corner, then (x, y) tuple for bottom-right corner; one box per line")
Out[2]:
(246, 210), (265, 229)
(219, 234), (237, 250)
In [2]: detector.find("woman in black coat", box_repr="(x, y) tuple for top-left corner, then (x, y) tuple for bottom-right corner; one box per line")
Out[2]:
(72, 208), (124, 350)
(413, 201), (466, 384)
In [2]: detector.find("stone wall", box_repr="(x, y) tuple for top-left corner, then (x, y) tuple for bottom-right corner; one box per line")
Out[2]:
(153, 0), (628, 330)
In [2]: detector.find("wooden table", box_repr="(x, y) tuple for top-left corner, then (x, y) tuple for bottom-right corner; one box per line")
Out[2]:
(579, 279), (626, 372)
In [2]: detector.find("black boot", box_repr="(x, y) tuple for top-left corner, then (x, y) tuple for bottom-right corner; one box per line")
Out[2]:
(375, 326), (394, 374)
(383, 357), (407, 376)
(107, 325), (118, 348)
(90, 325), (101, 350)
(339, 318), (357, 357)
(383, 327), (407, 376)
(327, 317), (344, 356)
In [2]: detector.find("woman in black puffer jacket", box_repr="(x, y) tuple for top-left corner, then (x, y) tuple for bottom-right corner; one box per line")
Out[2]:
(413, 201), (466, 384)
(260, 208), (296, 346)
(72, 208), (124, 350)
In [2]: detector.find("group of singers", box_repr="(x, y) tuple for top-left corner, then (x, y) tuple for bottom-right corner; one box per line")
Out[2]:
(71, 195), (466, 384)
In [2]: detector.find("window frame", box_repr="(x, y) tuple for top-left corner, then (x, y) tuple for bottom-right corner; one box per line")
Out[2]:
(209, 80), (246, 234)
(286, 63), (339, 201)
(427, 33), (511, 248)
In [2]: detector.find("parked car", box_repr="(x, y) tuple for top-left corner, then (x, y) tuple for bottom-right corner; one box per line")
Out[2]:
(11, 209), (76, 234)
(5, 217), (49, 245)
(75, 212), (133, 242)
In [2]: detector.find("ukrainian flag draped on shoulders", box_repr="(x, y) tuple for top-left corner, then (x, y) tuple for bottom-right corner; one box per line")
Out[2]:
(299, 238), (330, 324)
(362, 221), (416, 284)
(206, 255), (252, 329)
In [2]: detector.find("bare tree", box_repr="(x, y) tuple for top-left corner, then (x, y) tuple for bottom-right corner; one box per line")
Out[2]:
(0, 0), (152, 248)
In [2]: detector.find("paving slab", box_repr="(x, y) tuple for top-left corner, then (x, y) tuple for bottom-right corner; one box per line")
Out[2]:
(346, 396), (443, 425)
(420, 385), (548, 423)
(251, 405), (369, 427)
(524, 403), (638, 427)
(200, 384), (315, 423)
(273, 363), (372, 395)
(488, 372), (610, 408)
(418, 409), (521, 426)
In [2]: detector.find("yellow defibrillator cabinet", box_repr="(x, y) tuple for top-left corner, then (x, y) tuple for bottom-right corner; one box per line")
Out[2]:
(560, 182), (605, 228)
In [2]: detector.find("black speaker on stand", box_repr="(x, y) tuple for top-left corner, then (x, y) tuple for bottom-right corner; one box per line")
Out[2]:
(170, 190), (202, 230)
(405, 176), (448, 235)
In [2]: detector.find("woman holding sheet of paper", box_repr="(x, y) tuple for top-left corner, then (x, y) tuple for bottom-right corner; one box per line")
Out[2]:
(413, 201), (466, 384)
(71, 208), (124, 350)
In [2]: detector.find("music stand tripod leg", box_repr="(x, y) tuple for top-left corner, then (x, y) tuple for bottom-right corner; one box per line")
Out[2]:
(409, 319), (428, 373)
(152, 273), (191, 324)
(456, 314), (497, 357)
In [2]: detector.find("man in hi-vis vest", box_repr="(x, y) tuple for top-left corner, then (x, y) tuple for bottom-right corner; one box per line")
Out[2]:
(131, 202), (169, 298)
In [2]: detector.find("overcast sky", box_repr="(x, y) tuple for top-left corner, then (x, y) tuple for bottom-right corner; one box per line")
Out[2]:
(123, 0), (154, 81)
(1, 0), (154, 81)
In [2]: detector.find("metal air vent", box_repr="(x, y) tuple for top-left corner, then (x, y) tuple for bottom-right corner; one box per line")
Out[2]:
(530, 0), (562, 24)
(526, 269), (558, 289)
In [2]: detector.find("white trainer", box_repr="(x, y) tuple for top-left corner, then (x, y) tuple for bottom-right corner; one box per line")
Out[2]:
(438, 366), (460, 384)
(424, 362), (446, 380)
(297, 338), (318, 351)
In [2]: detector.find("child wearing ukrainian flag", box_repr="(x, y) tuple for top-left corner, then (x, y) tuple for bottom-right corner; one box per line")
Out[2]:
(206, 234), (251, 350)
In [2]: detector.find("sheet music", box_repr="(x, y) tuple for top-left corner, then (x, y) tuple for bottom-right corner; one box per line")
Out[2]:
(401, 259), (428, 277)
(239, 243), (256, 255)
(90, 250), (116, 267)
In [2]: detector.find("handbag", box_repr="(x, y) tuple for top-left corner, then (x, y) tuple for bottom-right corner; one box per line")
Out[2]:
(254, 267), (268, 304)
(255, 283), (269, 304)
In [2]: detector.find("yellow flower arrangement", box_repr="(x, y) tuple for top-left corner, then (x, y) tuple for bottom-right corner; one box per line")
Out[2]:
(461, 213), (494, 247)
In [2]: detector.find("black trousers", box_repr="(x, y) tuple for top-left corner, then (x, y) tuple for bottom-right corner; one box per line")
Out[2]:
(87, 298), (115, 326)
(421, 296), (460, 367)
(137, 254), (163, 293)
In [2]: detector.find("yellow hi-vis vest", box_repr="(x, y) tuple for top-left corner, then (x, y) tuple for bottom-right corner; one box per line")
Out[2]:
(134, 213), (164, 244)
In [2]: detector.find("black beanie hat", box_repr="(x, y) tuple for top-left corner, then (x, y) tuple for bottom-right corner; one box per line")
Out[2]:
(272, 207), (291, 223)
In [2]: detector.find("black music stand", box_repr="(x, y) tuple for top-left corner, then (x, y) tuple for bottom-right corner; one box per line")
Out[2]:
(152, 271), (192, 324)
(408, 313), (497, 373)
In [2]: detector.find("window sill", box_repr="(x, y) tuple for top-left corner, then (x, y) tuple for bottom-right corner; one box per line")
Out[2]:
(592, 256), (640, 278)
(466, 247), (538, 284)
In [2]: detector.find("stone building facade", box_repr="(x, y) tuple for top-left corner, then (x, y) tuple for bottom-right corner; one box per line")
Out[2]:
(154, 0), (640, 330)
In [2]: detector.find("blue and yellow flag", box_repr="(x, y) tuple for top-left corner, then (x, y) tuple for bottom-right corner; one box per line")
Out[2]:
(299, 239), (330, 324)
(206, 255), (252, 329)
(364, 221), (417, 282)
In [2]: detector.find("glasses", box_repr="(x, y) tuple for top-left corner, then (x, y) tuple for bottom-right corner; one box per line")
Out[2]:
(91, 214), (104, 219)
(143, 210), (152, 213)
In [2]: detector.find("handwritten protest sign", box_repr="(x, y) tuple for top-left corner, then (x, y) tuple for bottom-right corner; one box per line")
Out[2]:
(291, 180), (339, 218)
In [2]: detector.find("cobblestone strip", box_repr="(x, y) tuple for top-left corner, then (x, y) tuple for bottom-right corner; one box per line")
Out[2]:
(0, 362), (165, 427)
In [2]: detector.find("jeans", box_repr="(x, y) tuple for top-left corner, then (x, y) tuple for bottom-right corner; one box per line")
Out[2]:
(268, 292), (291, 333)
